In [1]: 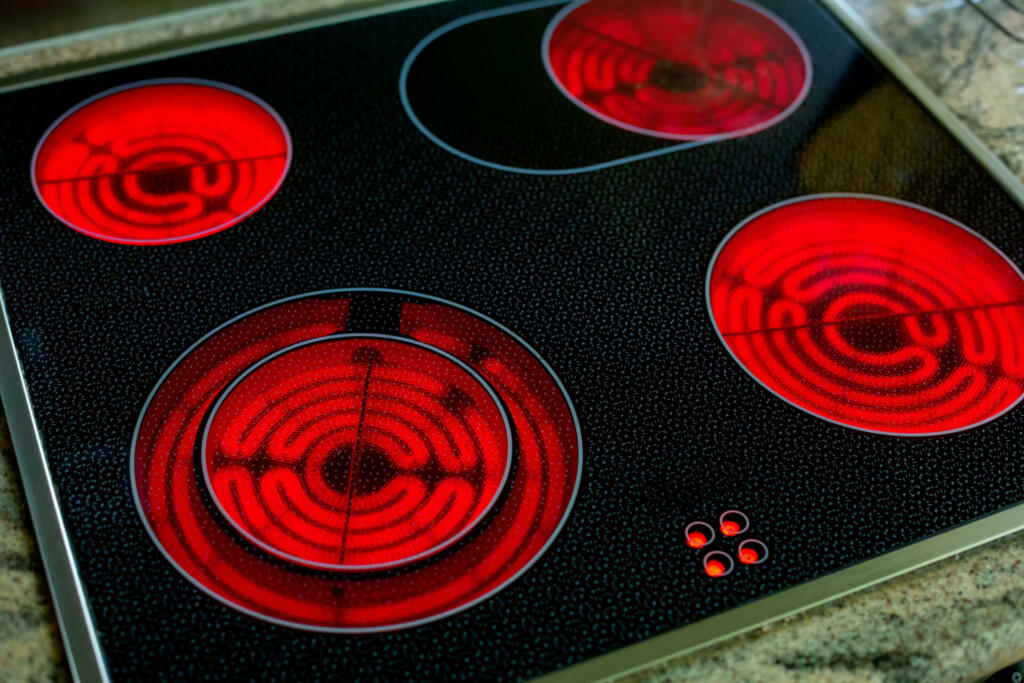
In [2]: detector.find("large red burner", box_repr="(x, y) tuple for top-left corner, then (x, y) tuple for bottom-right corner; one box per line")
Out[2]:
(543, 0), (810, 140)
(708, 195), (1024, 435)
(32, 79), (290, 245)
(132, 290), (581, 631)
(202, 335), (512, 571)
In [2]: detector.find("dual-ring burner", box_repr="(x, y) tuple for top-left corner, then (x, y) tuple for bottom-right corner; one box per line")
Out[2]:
(32, 80), (290, 245)
(132, 290), (581, 631)
(709, 195), (1024, 435)
(544, 0), (811, 140)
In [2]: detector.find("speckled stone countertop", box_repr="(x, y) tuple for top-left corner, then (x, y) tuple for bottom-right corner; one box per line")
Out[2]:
(3, 1), (1024, 680)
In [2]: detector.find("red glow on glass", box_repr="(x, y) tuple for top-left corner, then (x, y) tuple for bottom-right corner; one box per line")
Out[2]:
(132, 292), (581, 631)
(202, 337), (511, 571)
(721, 520), (741, 536)
(544, 0), (809, 139)
(738, 547), (760, 564)
(686, 531), (708, 548)
(33, 81), (289, 244)
(708, 196), (1024, 435)
(705, 559), (726, 577)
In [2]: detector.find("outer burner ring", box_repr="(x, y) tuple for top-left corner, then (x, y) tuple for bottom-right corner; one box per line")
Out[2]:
(199, 333), (514, 572)
(131, 288), (582, 632)
(706, 193), (1024, 436)
(31, 78), (291, 245)
(542, 0), (812, 141)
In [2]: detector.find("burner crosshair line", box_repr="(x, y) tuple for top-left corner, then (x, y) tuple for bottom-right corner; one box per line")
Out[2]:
(719, 298), (1024, 337)
(36, 152), (290, 184)
(563, 18), (791, 113)
(339, 353), (376, 561)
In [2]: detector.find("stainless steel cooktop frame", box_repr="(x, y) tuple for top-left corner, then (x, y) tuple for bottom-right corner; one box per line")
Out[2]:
(1, 0), (1022, 680)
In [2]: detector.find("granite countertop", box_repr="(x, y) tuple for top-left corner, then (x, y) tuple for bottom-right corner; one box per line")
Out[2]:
(2, 0), (1024, 680)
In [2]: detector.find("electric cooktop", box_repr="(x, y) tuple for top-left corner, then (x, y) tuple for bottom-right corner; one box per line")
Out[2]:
(2, 0), (1024, 679)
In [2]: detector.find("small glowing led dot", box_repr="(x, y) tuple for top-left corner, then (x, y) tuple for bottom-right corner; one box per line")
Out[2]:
(705, 560), (726, 577)
(737, 539), (769, 566)
(719, 509), (750, 537)
(687, 531), (708, 548)
(684, 521), (715, 549)
(739, 547), (760, 564)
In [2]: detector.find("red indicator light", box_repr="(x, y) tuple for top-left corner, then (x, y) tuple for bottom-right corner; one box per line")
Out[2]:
(738, 539), (769, 565)
(32, 80), (290, 245)
(719, 509), (750, 537)
(132, 291), (582, 632)
(687, 531), (709, 548)
(684, 520), (715, 548)
(544, 0), (811, 140)
(702, 550), (734, 578)
(707, 195), (1024, 435)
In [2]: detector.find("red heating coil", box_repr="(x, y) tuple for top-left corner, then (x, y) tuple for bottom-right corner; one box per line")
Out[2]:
(202, 336), (511, 571)
(132, 291), (581, 631)
(544, 0), (810, 139)
(708, 195), (1024, 435)
(32, 80), (290, 245)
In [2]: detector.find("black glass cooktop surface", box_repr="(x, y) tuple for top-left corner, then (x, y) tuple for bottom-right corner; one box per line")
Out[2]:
(2, 0), (1023, 679)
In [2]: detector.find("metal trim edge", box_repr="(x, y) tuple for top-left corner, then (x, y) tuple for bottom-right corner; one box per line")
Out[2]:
(0, 286), (110, 683)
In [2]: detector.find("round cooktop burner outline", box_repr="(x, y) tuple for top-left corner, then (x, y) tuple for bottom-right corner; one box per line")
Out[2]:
(31, 78), (292, 245)
(131, 288), (583, 632)
(199, 333), (515, 573)
(706, 193), (1024, 436)
(542, 0), (812, 141)
(398, 0), (736, 176)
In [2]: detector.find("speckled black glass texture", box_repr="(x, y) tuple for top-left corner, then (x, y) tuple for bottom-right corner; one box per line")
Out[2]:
(0, 0), (1022, 679)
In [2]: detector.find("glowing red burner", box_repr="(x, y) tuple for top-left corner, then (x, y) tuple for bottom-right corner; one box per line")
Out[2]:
(32, 79), (290, 245)
(202, 336), (512, 571)
(543, 0), (810, 140)
(708, 195), (1024, 435)
(133, 290), (581, 631)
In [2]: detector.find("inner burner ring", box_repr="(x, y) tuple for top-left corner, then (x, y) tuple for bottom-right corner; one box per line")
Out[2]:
(200, 333), (514, 572)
